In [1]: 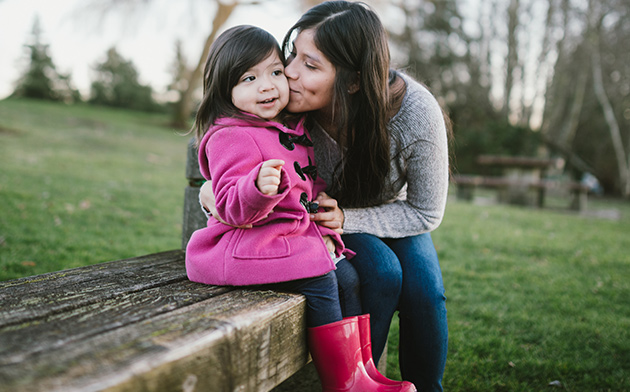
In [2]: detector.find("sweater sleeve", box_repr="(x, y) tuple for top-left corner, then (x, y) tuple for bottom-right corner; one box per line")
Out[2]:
(207, 128), (291, 227)
(342, 81), (449, 238)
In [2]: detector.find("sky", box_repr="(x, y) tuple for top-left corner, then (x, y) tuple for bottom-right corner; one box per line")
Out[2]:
(0, 0), (303, 100)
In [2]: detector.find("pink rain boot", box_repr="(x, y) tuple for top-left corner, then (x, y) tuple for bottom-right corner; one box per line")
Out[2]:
(308, 317), (416, 391)
(357, 314), (416, 391)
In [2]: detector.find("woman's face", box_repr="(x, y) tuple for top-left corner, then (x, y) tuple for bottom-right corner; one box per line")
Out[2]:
(284, 29), (336, 114)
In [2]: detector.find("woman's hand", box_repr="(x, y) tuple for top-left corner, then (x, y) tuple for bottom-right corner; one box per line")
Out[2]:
(199, 180), (217, 217)
(310, 192), (344, 234)
(198, 180), (253, 228)
(322, 235), (336, 253)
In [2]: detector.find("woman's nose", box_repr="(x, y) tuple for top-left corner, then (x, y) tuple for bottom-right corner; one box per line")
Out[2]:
(284, 61), (297, 80)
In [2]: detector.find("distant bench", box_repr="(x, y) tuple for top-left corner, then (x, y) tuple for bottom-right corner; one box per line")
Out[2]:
(0, 139), (386, 391)
(452, 174), (589, 211)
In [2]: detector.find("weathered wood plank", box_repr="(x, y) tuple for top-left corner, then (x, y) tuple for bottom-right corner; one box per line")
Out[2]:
(182, 138), (208, 249)
(0, 280), (230, 365)
(0, 250), (187, 326)
(182, 186), (207, 249)
(0, 288), (308, 392)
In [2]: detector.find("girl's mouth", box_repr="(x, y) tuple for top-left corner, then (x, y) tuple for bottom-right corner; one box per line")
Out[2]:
(260, 97), (276, 104)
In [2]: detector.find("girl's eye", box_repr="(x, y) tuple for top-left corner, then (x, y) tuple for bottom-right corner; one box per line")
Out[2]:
(272, 69), (284, 76)
(242, 76), (255, 82)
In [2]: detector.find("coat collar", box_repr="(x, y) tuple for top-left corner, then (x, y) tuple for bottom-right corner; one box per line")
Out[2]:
(213, 113), (306, 137)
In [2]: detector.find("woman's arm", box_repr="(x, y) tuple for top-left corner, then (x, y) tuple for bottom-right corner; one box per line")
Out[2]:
(311, 79), (449, 238)
(341, 81), (449, 238)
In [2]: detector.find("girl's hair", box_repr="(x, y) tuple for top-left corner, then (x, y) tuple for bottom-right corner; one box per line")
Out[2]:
(192, 25), (284, 144)
(282, 1), (391, 208)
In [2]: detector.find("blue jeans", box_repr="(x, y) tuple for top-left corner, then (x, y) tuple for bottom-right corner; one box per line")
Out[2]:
(270, 257), (361, 328)
(335, 257), (362, 317)
(343, 232), (448, 392)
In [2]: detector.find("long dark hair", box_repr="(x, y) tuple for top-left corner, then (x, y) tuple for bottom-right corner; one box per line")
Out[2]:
(191, 25), (284, 145)
(282, 1), (391, 207)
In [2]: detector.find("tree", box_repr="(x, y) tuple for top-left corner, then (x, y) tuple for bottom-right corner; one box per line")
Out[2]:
(540, 0), (630, 195)
(166, 39), (191, 118)
(89, 47), (161, 112)
(12, 16), (80, 103)
(170, 1), (238, 128)
(387, 0), (528, 173)
(81, 0), (244, 127)
(588, 0), (630, 196)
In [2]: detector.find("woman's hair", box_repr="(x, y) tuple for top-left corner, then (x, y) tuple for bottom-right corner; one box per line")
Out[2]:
(282, 1), (392, 208)
(192, 25), (284, 144)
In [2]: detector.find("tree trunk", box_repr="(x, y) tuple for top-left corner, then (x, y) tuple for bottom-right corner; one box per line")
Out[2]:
(557, 67), (588, 147)
(503, 0), (519, 120)
(591, 47), (630, 196)
(527, 0), (555, 128)
(171, 1), (238, 129)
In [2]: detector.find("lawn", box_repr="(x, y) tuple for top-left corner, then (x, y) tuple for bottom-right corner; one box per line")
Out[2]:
(1, 99), (629, 391)
(389, 198), (630, 391)
(0, 98), (189, 279)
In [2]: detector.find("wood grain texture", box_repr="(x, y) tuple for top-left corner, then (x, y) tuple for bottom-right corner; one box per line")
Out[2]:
(0, 251), (309, 392)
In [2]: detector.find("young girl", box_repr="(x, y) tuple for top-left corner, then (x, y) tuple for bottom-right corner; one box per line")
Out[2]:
(185, 25), (414, 392)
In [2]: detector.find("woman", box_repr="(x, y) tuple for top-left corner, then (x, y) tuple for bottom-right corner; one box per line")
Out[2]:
(200, 2), (450, 390)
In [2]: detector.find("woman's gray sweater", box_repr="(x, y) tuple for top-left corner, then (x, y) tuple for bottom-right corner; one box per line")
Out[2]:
(310, 72), (449, 238)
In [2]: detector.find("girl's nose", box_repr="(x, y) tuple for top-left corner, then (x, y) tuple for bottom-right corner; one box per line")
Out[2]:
(259, 77), (275, 92)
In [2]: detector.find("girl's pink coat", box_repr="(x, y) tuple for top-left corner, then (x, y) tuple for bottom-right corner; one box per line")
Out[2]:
(185, 116), (353, 286)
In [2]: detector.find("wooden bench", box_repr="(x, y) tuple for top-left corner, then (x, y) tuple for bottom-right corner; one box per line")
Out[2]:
(0, 251), (310, 391)
(452, 174), (589, 211)
(0, 139), (385, 391)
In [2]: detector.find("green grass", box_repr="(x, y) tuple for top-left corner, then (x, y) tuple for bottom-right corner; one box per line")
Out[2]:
(387, 199), (630, 391)
(0, 98), (189, 279)
(2, 98), (629, 390)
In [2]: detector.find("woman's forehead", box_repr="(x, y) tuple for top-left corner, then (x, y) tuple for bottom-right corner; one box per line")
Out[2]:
(294, 30), (327, 64)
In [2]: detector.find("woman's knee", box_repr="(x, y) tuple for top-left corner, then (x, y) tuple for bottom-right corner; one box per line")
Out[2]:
(335, 258), (360, 292)
(343, 233), (403, 294)
(386, 234), (446, 310)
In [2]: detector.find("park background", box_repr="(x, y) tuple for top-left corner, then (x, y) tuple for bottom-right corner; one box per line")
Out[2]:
(0, 0), (629, 390)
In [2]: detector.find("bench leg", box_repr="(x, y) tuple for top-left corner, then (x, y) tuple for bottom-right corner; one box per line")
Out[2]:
(456, 184), (475, 201)
(537, 187), (546, 208)
(570, 189), (588, 211)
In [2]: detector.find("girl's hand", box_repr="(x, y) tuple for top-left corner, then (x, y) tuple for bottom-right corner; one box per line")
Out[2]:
(257, 159), (285, 196)
(322, 235), (336, 253)
(310, 192), (344, 234)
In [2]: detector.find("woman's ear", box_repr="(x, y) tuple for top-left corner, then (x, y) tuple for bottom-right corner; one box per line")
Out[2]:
(347, 72), (360, 94)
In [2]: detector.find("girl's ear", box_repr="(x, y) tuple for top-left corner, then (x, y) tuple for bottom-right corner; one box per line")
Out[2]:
(347, 72), (360, 94)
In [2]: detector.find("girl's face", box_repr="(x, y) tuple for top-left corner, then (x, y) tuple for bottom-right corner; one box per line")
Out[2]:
(284, 29), (336, 115)
(231, 51), (289, 121)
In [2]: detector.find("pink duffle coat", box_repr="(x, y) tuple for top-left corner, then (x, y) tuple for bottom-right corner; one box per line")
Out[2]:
(185, 115), (354, 286)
